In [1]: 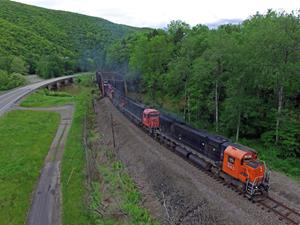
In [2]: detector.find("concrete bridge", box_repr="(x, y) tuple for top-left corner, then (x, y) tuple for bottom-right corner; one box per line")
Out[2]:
(46, 77), (74, 90)
(0, 75), (77, 116)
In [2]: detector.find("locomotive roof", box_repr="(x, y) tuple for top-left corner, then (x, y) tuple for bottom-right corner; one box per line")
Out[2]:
(226, 145), (255, 160)
(144, 108), (160, 114)
(207, 134), (230, 143)
(230, 143), (257, 154)
(175, 122), (208, 137)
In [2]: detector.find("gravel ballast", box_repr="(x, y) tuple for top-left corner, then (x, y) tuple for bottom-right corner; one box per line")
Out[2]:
(95, 97), (299, 225)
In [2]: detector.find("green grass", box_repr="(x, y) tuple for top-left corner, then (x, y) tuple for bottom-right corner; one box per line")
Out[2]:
(20, 74), (94, 224)
(0, 110), (60, 225)
(95, 160), (159, 225)
(20, 89), (74, 107)
(17, 73), (158, 224)
(20, 73), (93, 108)
(87, 108), (159, 225)
(61, 85), (93, 224)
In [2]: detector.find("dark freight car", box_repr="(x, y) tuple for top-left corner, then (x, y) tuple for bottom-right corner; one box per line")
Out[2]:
(160, 114), (174, 135)
(122, 96), (145, 125)
(171, 123), (231, 163)
(125, 97), (145, 118)
(205, 135), (230, 163)
(172, 123), (208, 154)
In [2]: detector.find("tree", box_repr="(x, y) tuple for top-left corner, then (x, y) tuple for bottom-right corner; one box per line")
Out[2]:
(243, 11), (300, 147)
(0, 70), (26, 90)
(201, 28), (234, 132)
(10, 56), (27, 74)
(167, 20), (190, 44)
(129, 32), (174, 100)
(37, 55), (64, 78)
(0, 55), (13, 72)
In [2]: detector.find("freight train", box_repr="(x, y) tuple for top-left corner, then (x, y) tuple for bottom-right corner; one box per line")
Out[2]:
(98, 73), (270, 201)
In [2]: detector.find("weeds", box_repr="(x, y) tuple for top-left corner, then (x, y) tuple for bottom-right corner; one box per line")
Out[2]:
(87, 109), (159, 225)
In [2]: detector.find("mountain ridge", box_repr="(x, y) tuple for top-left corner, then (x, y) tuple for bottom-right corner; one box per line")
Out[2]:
(0, 0), (142, 76)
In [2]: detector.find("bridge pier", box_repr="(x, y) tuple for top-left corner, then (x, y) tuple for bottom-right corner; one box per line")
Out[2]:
(47, 83), (57, 91)
(64, 78), (74, 85)
(46, 77), (74, 91)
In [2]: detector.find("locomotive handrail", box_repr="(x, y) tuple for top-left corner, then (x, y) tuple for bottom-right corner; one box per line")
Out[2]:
(258, 160), (270, 184)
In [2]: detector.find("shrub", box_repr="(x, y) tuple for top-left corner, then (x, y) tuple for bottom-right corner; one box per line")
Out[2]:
(43, 89), (73, 97)
(0, 70), (26, 90)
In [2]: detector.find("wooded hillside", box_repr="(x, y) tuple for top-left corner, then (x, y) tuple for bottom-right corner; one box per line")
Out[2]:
(105, 11), (300, 175)
(0, 0), (139, 80)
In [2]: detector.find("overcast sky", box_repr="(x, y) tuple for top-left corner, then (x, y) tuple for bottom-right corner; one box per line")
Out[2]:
(14, 0), (299, 28)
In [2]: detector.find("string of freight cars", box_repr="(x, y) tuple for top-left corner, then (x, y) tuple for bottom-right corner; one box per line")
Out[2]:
(96, 71), (300, 225)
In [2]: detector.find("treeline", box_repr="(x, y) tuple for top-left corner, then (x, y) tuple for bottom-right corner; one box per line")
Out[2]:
(0, 56), (27, 90)
(0, 0), (139, 89)
(105, 11), (300, 159)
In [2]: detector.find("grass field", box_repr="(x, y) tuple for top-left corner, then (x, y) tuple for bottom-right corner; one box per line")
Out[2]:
(0, 110), (60, 225)
(60, 84), (93, 225)
(20, 73), (158, 224)
(20, 89), (74, 107)
(20, 74), (94, 224)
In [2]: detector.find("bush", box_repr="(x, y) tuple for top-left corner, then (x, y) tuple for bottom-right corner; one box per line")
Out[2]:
(37, 55), (64, 78)
(0, 70), (26, 90)
(261, 117), (300, 158)
(43, 89), (73, 97)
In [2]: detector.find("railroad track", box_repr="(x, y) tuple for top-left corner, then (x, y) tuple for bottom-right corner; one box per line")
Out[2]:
(149, 130), (300, 225)
(258, 196), (300, 225)
(109, 98), (300, 225)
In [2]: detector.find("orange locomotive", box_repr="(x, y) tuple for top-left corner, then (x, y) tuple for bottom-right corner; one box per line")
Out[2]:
(221, 144), (269, 199)
(142, 109), (160, 129)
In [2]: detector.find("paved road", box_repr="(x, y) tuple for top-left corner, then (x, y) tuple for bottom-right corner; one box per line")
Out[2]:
(0, 75), (75, 116)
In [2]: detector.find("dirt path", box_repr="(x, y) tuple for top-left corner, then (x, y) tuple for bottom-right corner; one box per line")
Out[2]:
(15, 105), (74, 225)
(95, 97), (300, 225)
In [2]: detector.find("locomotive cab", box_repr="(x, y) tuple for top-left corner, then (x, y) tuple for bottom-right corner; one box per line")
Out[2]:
(142, 109), (160, 129)
(222, 144), (269, 199)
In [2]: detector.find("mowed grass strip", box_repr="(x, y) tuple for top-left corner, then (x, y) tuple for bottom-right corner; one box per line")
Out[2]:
(0, 110), (60, 225)
(61, 86), (92, 224)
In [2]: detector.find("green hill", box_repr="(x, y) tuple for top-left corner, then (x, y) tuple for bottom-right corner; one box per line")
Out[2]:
(0, 0), (140, 78)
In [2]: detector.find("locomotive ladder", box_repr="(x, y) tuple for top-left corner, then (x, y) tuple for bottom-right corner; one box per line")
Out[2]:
(246, 181), (255, 195)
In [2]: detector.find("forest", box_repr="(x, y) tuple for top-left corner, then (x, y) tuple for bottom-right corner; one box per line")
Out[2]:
(105, 10), (300, 174)
(0, 1), (299, 175)
(0, 0), (140, 90)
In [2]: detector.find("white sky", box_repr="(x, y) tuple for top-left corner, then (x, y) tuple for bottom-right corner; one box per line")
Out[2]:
(14, 0), (300, 28)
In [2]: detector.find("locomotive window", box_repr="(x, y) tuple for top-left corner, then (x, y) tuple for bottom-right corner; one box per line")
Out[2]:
(149, 113), (159, 118)
(228, 156), (235, 164)
(241, 158), (251, 165)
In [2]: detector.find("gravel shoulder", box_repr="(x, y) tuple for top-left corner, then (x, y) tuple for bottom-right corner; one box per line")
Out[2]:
(95, 97), (300, 225)
(268, 171), (300, 212)
(16, 105), (74, 225)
